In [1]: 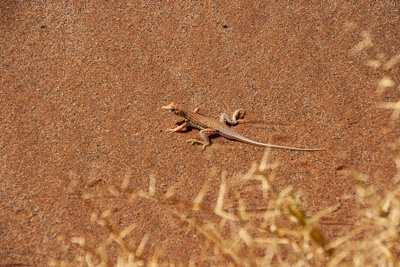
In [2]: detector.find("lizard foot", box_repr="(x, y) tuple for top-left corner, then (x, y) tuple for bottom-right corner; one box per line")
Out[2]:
(165, 128), (185, 133)
(186, 139), (203, 145)
(165, 122), (188, 133)
(233, 109), (246, 121)
(186, 139), (209, 150)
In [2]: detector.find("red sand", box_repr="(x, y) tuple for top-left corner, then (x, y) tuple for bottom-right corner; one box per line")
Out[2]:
(1, 1), (399, 265)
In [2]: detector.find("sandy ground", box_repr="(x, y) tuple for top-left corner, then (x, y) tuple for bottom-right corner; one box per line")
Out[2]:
(1, 1), (400, 265)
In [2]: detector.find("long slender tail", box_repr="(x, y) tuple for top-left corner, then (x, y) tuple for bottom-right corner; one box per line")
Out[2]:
(228, 135), (325, 151)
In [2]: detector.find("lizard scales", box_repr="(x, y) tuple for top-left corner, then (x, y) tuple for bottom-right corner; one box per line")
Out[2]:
(162, 102), (324, 151)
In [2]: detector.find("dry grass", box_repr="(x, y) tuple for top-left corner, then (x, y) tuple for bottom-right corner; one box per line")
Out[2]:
(49, 146), (400, 266)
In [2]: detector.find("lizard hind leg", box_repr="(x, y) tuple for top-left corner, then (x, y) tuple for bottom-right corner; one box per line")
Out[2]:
(220, 109), (246, 126)
(186, 129), (217, 150)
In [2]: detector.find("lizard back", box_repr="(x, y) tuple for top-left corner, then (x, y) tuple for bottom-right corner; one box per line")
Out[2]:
(184, 110), (239, 136)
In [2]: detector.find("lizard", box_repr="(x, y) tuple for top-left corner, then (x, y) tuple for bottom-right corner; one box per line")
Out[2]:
(162, 102), (325, 151)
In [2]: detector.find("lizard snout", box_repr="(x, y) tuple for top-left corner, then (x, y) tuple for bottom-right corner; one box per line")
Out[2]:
(162, 102), (176, 112)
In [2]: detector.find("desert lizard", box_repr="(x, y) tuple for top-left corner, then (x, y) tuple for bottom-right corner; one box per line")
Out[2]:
(162, 102), (324, 151)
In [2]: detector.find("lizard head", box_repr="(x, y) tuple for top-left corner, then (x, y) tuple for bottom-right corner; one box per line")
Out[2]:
(162, 102), (185, 117)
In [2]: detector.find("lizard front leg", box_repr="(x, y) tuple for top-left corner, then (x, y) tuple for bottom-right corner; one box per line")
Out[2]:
(165, 122), (188, 132)
(220, 109), (246, 126)
(186, 129), (217, 150)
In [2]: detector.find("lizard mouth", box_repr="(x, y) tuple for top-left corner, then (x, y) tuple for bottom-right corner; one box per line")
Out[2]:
(162, 106), (172, 112)
(162, 103), (176, 112)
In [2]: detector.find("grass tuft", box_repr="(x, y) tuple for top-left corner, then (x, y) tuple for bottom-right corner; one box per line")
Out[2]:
(51, 146), (400, 265)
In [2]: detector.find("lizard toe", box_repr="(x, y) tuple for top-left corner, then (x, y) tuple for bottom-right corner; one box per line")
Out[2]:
(186, 139), (200, 145)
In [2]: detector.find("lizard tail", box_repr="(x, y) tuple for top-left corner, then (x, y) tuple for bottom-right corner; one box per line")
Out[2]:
(228, 135), (325, 151)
